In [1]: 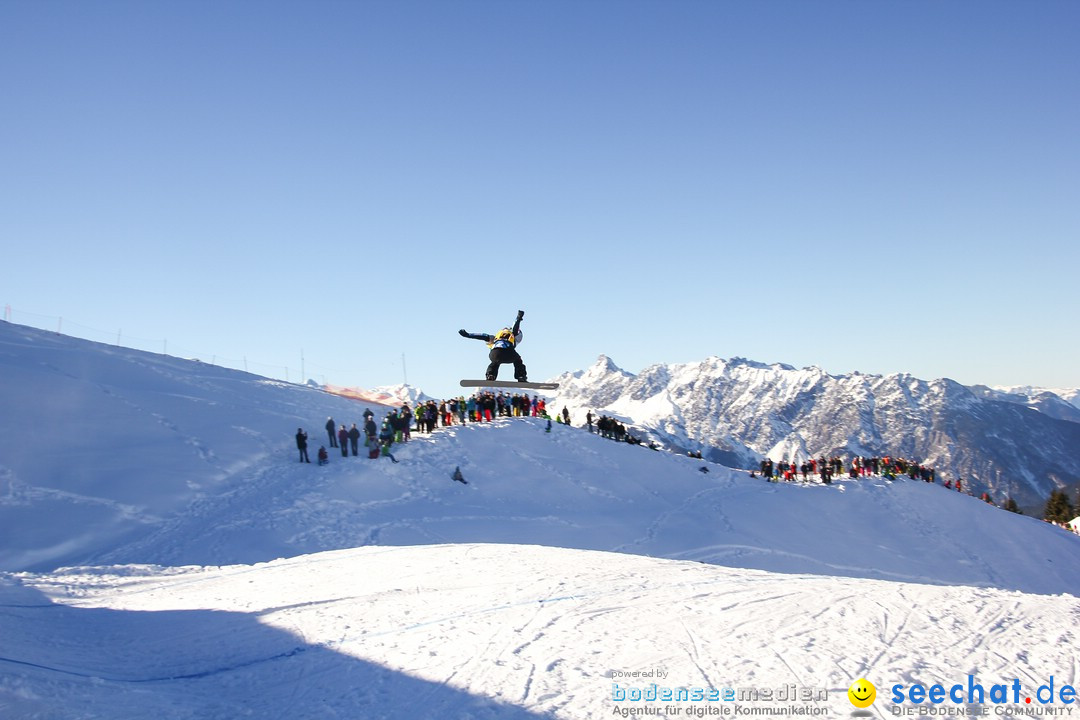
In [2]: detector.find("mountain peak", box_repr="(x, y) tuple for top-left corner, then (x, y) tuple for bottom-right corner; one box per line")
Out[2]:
(593, 354), (624, 373)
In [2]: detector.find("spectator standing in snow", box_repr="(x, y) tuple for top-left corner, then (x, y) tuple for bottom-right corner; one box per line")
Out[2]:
(338, 425), (349, 457)
(348, 423), (361, 456)
(400, 404), (413, 441)
(295, 428), (310, 463)
(390, 410), (407, 443)
(364, 415), (378, 447)
(325, 417), (337, 448)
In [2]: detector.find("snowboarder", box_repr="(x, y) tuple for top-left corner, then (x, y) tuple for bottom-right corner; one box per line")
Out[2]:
(459, 310), (527, 382)
(295, 428), (310, 463)
(452, 466), (467, 484)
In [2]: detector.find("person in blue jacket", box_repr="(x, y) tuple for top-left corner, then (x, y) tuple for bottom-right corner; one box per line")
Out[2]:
(459, 310), (527, 382)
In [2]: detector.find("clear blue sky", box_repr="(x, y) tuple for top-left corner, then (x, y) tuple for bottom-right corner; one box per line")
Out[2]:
(3, 0), (1078, 397)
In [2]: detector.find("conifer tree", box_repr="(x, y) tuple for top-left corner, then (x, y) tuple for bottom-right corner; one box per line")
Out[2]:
(1042, 489), (1075, 524)
(1004, 496), (1021, 514)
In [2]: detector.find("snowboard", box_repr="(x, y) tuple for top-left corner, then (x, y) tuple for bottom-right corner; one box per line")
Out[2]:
(460, 379), (559, 391)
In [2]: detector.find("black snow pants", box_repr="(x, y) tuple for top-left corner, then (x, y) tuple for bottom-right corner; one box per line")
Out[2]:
(486, 347), (527, 382)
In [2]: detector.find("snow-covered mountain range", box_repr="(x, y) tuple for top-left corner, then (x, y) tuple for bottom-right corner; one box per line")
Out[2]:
(549, 355), (1080, 512)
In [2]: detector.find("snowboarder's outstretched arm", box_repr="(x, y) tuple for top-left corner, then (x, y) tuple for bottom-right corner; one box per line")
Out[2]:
(459, 329), (494, 342)
(459, 311), (522, 342)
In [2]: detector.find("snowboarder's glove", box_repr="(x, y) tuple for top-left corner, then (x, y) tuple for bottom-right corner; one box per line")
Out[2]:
(516, 310), (524, 320)
(459, 329), (469, 337)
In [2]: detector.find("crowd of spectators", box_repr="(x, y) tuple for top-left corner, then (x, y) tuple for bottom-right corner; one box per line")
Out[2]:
(754, 456), (938, 485)
(296, 391), (560, 465)
(300, 395), (1077, 530)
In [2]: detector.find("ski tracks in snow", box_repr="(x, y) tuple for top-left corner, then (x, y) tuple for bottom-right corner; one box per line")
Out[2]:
(8, 544), (1080, 719)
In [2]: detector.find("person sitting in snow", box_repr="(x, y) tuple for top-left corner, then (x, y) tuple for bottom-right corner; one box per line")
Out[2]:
(317, 446), (329, 465)
(459, 310), (527, 382)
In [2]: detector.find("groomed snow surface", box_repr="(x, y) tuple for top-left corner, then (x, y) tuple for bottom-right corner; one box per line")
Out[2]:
(1, 322), (1078, 719)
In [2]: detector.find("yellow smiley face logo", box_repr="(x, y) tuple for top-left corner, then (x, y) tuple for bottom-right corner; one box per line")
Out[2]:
(848, 678), (876, 708)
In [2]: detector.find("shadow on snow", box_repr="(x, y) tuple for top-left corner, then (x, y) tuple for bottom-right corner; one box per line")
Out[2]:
(0, 580), (555, 720)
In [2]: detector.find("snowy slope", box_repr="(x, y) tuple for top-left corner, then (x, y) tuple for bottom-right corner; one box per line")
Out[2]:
(83, 417), (1080, 595)
(2, 322), (1078, 594)
(3, 321), (1080, 719)
(3, 545), (1078, 720)
(0, 322), (390, 571)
